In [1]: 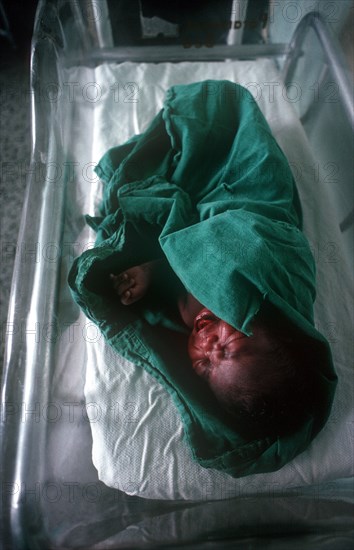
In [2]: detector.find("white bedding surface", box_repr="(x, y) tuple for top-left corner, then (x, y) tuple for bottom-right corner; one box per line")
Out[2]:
(52, 59), (353, 500)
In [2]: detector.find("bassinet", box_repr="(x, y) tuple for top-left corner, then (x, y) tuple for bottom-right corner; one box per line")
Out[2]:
(1, 1), (353, 548)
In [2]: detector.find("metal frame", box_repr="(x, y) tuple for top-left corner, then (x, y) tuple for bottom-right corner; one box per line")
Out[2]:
(282, 11), (354, 131)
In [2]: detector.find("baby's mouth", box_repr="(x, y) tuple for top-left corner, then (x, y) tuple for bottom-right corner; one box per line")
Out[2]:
(194, 309), (216, 332)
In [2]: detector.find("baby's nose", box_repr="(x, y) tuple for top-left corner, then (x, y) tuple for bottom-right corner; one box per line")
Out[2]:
(203, 334), (222, 353)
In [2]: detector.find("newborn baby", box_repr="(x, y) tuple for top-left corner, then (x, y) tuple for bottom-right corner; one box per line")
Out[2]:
(69, 80), (336, 473)
(110, 259), (314, 440)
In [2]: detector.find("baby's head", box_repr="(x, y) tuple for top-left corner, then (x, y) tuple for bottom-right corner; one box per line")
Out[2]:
(188, 303), (315, 439)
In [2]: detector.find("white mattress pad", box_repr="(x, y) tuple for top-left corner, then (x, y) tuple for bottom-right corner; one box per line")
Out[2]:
(51, 59), (353, 500)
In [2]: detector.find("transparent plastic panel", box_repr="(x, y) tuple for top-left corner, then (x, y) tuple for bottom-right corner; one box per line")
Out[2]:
(1, 1), (353, 549)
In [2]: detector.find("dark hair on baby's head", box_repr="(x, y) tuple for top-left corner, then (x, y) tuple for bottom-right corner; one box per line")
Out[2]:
(220, 303), (318, 440)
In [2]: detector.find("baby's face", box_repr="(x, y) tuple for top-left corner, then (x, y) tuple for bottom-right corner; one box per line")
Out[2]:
(188, 308), (272, 404)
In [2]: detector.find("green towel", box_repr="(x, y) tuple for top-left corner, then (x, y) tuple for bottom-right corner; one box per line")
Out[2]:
(68, 81), (337, 477)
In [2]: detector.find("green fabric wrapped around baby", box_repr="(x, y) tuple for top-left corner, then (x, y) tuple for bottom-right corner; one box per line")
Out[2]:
(68, 80), (337, 477)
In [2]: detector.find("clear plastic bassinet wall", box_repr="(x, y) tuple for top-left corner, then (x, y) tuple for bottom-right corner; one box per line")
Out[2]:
(1, 1), (353, 549)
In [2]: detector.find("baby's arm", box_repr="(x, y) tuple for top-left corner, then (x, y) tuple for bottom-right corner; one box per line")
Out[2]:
(110, 259), (203, 327)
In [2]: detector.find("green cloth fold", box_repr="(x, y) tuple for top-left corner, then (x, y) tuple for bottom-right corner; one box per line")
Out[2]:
(68, 81), (336, 477)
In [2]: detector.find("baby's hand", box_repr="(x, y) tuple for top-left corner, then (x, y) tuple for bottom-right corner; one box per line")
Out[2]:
(110, 263), (153, 305)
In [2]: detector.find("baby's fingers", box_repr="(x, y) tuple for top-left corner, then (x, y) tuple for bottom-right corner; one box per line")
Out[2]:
(110, 273), (134, 295)
(120, 289), (134, 305)
(110, 272), (127, 285)
(109, 269), (146, 305)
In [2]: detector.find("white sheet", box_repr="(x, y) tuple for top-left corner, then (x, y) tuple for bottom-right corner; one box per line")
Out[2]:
(52, 59), (353, 500)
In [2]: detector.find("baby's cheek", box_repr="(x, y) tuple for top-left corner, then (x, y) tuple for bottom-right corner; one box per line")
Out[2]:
(207, 376), (232, 405)
(188, 331), (203, 358)
(192, 360), (210, 379)
(209, 360), (241, 394)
